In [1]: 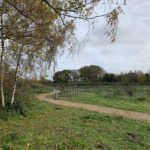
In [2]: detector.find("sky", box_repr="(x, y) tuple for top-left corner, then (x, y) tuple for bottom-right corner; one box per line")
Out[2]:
(54, 0), (150, 75)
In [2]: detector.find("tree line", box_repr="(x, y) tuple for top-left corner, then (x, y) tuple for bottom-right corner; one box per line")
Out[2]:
(53, 65), (150, 84)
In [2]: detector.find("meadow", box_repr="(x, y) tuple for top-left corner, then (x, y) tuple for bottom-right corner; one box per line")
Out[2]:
(56, 85), (150, 114)
(0, 100), (150, 150)
(0, 85), (150, 150)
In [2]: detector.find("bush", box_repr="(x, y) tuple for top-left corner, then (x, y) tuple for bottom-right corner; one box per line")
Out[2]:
(124, 86), (135, 97)
(137, 97), (148, 102)
(0, 78), (32, 119)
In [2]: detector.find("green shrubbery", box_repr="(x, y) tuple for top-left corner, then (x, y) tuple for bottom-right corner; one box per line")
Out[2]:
(0, 75), (32, 120)
(123, 86), (135, 97)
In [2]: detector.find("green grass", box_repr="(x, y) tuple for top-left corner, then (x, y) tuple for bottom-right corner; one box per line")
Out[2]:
(32, 85), (56, 94)
(56, 85), (150, 114)
(0, 100), (150, 150)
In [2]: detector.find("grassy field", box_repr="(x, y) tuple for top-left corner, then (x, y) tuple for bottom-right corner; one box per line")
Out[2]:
(0, 99), (150, 150)
(31, 85), (56, 94)
(58, 85), (150, 114)
(0, 85), (150, 150)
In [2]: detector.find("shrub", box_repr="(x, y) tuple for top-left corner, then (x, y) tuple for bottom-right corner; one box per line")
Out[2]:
(0, 78), (32, 119)
(137, 97), (148, 102)
(124, 86), (135, 97)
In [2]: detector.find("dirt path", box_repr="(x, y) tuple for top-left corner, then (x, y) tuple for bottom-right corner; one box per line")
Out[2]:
(37, 93), (150, 122)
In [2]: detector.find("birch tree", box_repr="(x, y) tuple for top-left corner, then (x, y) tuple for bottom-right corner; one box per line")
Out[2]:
(0, 12), (5, 108)
(6, 1), (75, 105)
(0, 1), (9, 108)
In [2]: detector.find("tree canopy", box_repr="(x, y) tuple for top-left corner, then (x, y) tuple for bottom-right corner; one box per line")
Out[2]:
(79, 65), (105, 82)
(53, 66), (150, 84)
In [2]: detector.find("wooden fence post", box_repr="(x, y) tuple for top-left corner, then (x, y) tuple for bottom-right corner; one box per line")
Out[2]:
(55, 91), (58, 100)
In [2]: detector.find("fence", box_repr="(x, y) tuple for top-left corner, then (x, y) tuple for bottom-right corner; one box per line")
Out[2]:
(53, 84), (150, 100)
(54, 87), (102, 100)
(54, 89), (81, 100)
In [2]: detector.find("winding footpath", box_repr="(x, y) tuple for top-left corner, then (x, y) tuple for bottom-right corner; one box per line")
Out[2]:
(37, 93), (150, 122)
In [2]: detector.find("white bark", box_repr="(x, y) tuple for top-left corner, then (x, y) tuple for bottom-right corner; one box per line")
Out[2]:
(0, 13), (5, 108)
(10, 46), (23, 105)
(1, 75), (5, 107)
(11, 81), (17, 105)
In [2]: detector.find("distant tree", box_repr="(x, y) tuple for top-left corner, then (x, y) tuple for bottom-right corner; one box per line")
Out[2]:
(103, 73), (117, 82)
(145, 73), (150, 82)
(136, 71), (146, 83)
(121, 71), (137, 83)
(53, 70), (75, 83)
(79, 65), (105, 82)
(71, 70), (80, 83)
(39, 75), (52, 85)
(53, 71), (63, 83)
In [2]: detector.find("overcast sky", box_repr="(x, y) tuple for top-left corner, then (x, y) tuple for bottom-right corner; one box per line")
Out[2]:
(55, 0), (150, 75)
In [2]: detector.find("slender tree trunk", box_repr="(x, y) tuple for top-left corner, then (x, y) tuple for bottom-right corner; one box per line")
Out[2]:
(11, 80), (17, 106)
(11, 46), (23, 106)
(0, 72), (5, 108)
(0, 13), (5, 108)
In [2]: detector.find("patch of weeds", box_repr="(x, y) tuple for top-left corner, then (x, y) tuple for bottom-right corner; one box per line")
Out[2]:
(0, 109), (12, 121)
(95, 142), (110, 150)
(3, 132), (18, 143)
(9, 132), (18, 141)
(124, 87), (135, 97)
(55, 107), (63, 110)
(137, 97), (148, 102)
(36, 90), (43, 93)
(114, 89), (122, 96)
(68, 138), (88, 150)
(104, 94), (113, 99)
(79, 114), (101, 123)
(80, 115), (91, 120)
(125, 132), (144, 145)
(53, 126), (68, 135)
(115, 116), (124, 121)
(2, 144), (11, 150)
(13, 100), (28, 117)
(146, 127), (150, 131)
(96, 89), (102, 94)
(1, 132), (19, 149)
(80, 114), (113, 123)
(97, 115), (114, 123)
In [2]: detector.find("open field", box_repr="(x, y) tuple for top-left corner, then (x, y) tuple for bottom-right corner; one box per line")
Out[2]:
(0, 99), (150, 150)
(1, 1), (149, 149)
(0, 85), (150, 150)
(56, 85), (150, 114)
(39, 93), (150, 122)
